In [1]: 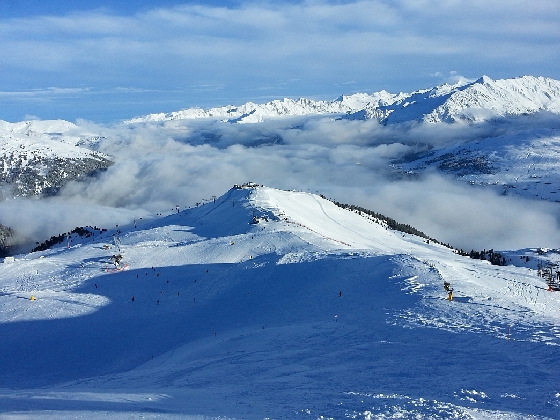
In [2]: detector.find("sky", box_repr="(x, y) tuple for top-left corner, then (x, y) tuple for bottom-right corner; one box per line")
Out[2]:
(1, 0), (559, 122)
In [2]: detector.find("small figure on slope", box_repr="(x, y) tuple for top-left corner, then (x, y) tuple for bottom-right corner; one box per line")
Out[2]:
(444, 281), (453, 301)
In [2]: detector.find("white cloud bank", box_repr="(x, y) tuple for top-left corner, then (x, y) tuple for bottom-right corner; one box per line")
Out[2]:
(2, 115), (558, 252)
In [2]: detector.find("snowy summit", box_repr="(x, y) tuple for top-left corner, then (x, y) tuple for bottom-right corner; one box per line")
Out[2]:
(0, 184), (559, 419)
(125, 76), (560, 124)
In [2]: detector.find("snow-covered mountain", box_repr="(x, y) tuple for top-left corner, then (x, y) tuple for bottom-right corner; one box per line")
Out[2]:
(0, 119), (112, 197)
(125, 92), (393, 124)
(125, 75), (560, 124)
(2, 76), (559, 206)
(124, 74), (560, 203)
(395, 125), (560, 201)
(1, 75), (559, 259)
(348, 75), (560, 124)
(0, 185), (559, 419)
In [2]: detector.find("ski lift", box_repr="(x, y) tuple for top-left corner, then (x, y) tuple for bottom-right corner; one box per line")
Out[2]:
(110, 254), (123, 268)
(546, 276), (560, 291)
(542, 265), (560, 291)
(113, 234), (121, 253)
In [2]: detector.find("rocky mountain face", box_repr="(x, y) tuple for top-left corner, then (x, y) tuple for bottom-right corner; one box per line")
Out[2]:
(0, 120), (112, 198)
(0, 120), (113, 251)
(0, 152), (112, 197)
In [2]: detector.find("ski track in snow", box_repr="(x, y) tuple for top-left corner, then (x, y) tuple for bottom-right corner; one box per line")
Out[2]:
(0, 186), (559, 419)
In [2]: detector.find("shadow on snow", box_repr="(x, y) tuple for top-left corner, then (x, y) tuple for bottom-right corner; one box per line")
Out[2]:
(0, 254), (558, 418)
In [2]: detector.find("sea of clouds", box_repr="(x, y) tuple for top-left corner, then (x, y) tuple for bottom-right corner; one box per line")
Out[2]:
(1, 113), (559, 252)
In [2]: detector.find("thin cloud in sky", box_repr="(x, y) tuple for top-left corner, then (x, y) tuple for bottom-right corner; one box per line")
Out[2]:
(0, 0), (558, 121)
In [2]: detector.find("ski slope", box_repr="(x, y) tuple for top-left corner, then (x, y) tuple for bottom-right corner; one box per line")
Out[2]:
(0, 185), (559, 419)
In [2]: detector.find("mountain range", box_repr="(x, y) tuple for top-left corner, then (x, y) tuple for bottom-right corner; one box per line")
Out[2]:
(2, 75), (559, 201)
(125, 75), (560, 124)
(0, 120), (111, 197)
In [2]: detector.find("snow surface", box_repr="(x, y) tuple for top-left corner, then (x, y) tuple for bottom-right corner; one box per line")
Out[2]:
(0, 133), (101, 163)
(0, 120), (77, 137)
(1, 185), (559, 419)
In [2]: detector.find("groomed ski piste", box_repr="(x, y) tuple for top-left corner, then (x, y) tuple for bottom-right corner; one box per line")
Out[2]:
(0, 185), (559, 419)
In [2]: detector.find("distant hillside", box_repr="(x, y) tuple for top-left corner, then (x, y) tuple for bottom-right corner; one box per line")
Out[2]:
(395, 124), (560, 202)
(0, 120), (112, 197)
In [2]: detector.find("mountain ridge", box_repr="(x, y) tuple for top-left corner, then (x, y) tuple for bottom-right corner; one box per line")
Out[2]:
(0, 184), (559, 418)
(124, 75), (560, 124)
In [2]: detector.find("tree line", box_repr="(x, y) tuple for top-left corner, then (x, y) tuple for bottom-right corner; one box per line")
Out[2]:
(323, 195), (507, 266)
(32, 226), (107, 253)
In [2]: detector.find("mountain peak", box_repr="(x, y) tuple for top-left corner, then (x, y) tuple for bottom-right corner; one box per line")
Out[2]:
(1, 181), (559, 418)
(475, 75), (494, 85)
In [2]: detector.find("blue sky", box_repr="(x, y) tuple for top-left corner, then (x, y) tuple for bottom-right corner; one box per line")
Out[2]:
(1, 0), (559, 122)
